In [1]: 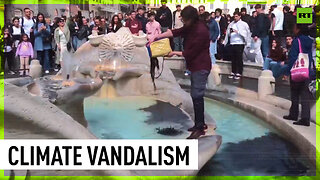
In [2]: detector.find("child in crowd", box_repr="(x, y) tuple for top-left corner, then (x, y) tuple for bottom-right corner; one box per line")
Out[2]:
(16, 34), (34, 76)
(263, 39), (287, 78)
(146, 12), (161, 44)
(2, 27), (15, 75)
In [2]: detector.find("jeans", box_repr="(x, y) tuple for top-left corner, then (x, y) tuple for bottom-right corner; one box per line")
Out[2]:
(260, 36), (269, 62)
(77, 38), (87, 49)
(209, 41), (217, 64)
(37, 50), (50, 71)
(173, 36), (183, 51)
(72, 36), (79, 51)
(161, 27), (169, 33)
(289, 80), (311, 120)
(263, 58), (288, 78)
(190, 70), (210, 129)
(230, 44), (245, 74)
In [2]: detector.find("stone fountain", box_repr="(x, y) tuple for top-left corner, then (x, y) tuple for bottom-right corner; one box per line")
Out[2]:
(4, 27), (222, 176)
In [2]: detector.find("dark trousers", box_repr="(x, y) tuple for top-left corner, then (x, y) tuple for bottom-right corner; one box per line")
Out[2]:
(190, 70), (210, 129)
(1, 52), (14, 72)
(273, 30), (285, 47)
(289, 80), (311, 121)
(37, 50), (50, 71)
(230, 44), (244, 74)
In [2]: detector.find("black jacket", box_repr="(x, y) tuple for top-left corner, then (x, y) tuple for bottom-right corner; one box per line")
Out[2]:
(109, 23), (122, 33)
(156, 6), (172, 29)
(77, 25), (90, 40)
(283, 12), (295, 36)
(136, 14), (148, 33)
(252, 13), (270, 38)
(241, 14), (251, 25)
(68, 11), (83, 37)
(216, 16), (228, 37)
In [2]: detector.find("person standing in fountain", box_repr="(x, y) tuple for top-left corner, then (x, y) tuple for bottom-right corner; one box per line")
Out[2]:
(150, 5), (211, 139)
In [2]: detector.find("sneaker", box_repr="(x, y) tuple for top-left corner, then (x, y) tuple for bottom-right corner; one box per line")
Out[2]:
(45, 70), (50, 74)
(234, 76), (240, 80)
(25, 71), (29, 76)
(8, 71), (15, 75)
(184, 70), (190, 76)
(228, 73), (235, 79)
(54, 68), (59, 72)
(188, 124), (208, 132)
(19, 71), (24, 76)
(186, 129), (205, 139)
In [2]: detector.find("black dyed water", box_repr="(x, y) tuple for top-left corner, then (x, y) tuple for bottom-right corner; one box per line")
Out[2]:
(201, 98), (316, 176)
(198, 132), (315, 176)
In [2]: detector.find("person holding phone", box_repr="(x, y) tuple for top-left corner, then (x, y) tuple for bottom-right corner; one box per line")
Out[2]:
(224, 12), (251, 80)
(34, 13), (51, 74)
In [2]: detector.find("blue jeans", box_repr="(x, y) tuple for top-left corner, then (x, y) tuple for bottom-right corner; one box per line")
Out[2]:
(190, 70), (210, 129)
(263, 57), (288, 78)
(72, 36), (79, 51)
(37, 50), (50, 71)
(209, 41), (217, 64)
(173, 36), (183, 51)
(260, 36), (269, 62)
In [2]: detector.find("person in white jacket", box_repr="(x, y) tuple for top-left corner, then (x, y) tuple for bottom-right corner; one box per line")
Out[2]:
(224, 12), (251, 80)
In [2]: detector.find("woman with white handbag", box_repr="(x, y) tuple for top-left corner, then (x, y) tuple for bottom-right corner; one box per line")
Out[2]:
(283, 24), (316, 127)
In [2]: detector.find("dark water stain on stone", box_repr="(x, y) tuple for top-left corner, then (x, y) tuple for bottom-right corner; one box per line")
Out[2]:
(156, 127), (183, 136)
(198, 132), (316, 176)
(140, 100), (192, 129)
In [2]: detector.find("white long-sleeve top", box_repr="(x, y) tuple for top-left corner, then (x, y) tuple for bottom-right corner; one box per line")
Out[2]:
(224, 19), (251, 47)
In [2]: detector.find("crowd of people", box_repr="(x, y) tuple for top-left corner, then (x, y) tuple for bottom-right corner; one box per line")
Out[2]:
(0, 3), (318, 136)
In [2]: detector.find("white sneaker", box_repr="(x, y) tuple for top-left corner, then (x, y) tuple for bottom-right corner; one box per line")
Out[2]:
(228, 73), (235, 79)
(54, 68), (59, 72)
(8, 71), (15, 75)
(25, 71), (29, 76)
(19, 71), (24, 76)
(236, 73), (241, 77)
(45, 70), (50, 74)
(234, 76), (240, 80)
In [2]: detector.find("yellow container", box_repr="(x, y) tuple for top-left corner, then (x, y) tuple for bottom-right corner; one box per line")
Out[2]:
(150, 38), (172, 57)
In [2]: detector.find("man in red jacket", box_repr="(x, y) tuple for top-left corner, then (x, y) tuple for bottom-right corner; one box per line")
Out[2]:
(125, 11), (142, 36)
(150, 6), (211, 139)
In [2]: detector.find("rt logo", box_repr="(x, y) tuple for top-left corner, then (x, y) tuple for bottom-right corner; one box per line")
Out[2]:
(297, 8), (313, 24)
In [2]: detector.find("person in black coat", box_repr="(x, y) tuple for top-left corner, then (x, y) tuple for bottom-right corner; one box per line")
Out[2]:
(109, 15), (122, 33)
(283, 6), (295, 36)
(156, 2), (172, 32)
(136, 7), (148, 33)
(215, 8), (228, 60)
(240, 7), (251, 25)
(2, 27), (15, 74)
